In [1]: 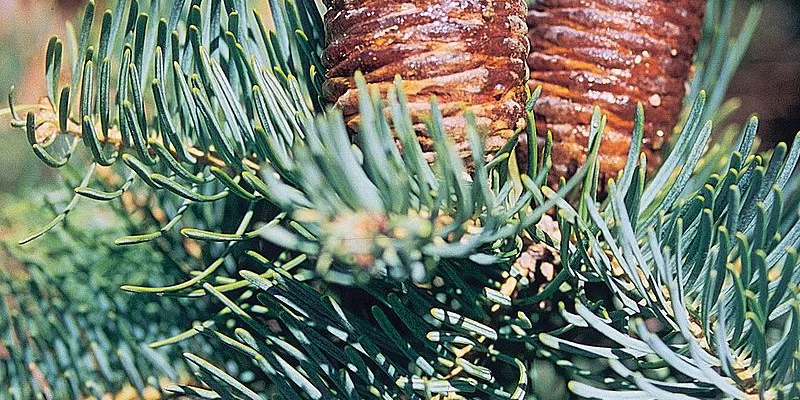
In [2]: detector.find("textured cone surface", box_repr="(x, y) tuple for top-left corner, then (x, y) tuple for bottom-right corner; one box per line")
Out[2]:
(322, 0), (530, 157)
(527, 0), (705, 181)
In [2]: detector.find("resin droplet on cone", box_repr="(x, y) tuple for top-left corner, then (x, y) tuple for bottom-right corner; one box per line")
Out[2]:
(322, 0), (530, 158)
(527, 0), (706, 182)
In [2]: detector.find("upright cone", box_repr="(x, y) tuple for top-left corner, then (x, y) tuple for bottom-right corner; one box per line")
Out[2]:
(322, 0), (530, 158)
(526, 0), (706, 182)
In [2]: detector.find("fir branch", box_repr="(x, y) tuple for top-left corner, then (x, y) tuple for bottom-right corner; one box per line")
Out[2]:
(1, 0), (797, 399)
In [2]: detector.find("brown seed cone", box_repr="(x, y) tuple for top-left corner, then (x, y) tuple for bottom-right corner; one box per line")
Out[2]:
(526, 0), (706, 183)
(322, 0), (530, 158)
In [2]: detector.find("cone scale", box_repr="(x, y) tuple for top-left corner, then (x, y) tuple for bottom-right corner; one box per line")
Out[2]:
(322, 0), (530, 158)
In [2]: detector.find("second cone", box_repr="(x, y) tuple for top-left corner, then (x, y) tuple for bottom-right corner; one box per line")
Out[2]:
(526, 0), (706, 183)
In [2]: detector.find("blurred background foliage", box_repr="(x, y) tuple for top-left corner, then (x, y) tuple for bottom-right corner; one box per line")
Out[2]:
(726, 0), (800, 147)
